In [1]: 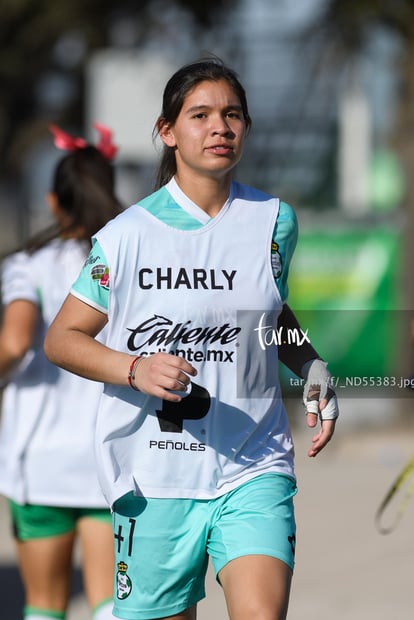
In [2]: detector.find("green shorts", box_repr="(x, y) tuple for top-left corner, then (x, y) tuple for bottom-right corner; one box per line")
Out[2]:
(9, 500), (112, 541)
(112, 473), (297, 620)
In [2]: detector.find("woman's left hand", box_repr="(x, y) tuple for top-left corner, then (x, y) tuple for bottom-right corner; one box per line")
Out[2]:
(305, 417), (336, 457)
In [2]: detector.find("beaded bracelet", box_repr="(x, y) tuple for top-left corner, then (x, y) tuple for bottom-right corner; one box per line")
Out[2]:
(128, 356), (143, 391)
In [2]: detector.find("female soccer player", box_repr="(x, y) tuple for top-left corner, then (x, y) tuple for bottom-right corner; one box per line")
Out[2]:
(45, 58), (338, 620)
(0, 123), (122, 620)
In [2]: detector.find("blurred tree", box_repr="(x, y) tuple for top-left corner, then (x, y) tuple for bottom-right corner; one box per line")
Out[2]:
(317, 0), (414, 177)
(0, 0), (232, 174)
(313, 0), (414, 361)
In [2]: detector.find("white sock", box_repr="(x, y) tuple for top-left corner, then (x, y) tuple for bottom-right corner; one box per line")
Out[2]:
(24, 608), (65, 620)
(92, 598), (114, 620)
(25, 616), (62, 620)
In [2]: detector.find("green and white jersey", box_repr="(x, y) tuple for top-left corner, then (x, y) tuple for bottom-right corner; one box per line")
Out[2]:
(0, 239), (108, 507)
(72, 178), (298, 505)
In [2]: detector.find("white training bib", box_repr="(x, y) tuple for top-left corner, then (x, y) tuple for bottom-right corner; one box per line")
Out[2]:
(93, 181), (295, 505)
(0, 239), (108, 507)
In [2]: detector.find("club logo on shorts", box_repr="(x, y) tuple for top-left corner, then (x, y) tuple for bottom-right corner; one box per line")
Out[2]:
(288, 533), (296, 557)
(116, 561), (132, 599)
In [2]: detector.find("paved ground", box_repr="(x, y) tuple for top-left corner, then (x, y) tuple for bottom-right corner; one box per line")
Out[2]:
(1, 401), (414, 619)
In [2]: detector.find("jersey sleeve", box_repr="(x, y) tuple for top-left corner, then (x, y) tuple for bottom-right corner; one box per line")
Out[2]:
(1, 251), (39, 306)
(70, 239), (110, 314)
(272, 201), (298, 303)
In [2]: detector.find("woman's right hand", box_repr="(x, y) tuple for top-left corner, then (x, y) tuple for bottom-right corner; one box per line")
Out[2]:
(131, 352), (198, 402)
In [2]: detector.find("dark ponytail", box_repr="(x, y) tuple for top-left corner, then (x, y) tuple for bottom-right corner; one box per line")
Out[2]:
(7, 145), (123, 257)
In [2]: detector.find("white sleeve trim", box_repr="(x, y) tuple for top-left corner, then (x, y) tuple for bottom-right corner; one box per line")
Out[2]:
(69, 288), (108, 316)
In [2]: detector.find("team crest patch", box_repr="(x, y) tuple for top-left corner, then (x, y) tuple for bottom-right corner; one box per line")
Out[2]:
(271, 241), (282, 279)
(116, 561), (132, 599)
(90, 264), (110, 289)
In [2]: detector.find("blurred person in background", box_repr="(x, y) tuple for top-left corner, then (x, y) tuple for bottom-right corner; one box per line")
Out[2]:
(45, 58), (338, 620)
(0, 123), (123, 620)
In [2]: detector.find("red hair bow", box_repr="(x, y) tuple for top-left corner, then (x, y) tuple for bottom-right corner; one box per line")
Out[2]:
(93, 122), (118, 160)
(49, 122), (118, 161)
